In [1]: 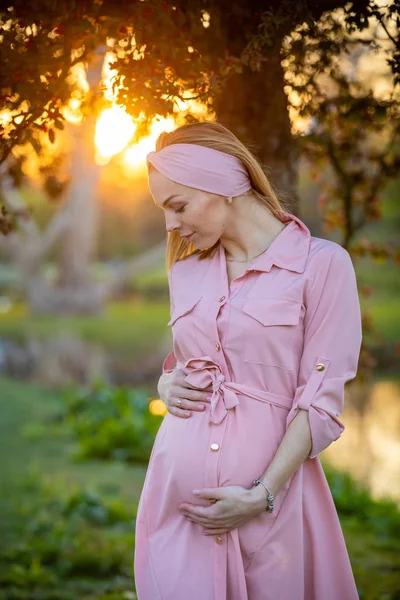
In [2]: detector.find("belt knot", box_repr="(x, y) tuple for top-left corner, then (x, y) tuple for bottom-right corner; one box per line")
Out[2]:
(182, 356), (239, 425)
(212, 373), (225, 394)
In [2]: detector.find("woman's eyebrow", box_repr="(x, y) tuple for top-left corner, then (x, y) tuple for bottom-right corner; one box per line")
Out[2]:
(162, 194), (182, 207)
(153, 194), (183, 209)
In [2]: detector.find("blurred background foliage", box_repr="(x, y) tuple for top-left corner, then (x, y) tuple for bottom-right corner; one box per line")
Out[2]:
(0, 0), (399, 598)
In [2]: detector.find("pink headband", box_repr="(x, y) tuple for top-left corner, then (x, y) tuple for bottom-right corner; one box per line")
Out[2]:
(146, 143), (252, 197)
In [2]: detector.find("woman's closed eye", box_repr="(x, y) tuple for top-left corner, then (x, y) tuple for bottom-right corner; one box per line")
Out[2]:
(175, 206), (186, 213)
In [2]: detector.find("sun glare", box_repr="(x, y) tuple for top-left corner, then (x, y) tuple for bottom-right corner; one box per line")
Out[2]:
(123, 116), (176, 169)
(93, 50), (177, 166)
(95, 106), (137, 161)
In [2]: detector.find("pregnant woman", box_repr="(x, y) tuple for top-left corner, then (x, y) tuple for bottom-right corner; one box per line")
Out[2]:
(134, 121), (362, 600)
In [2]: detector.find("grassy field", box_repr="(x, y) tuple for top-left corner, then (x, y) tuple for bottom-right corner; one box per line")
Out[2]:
(0, 377), (147, 535)
(0, 175), (398, 352)
(0, 376), (146, 599)
(0, 255), (398, 353)
(0, 376), (399, 599)
(356, 258), (400, 343)
(0, 299), (170, 355)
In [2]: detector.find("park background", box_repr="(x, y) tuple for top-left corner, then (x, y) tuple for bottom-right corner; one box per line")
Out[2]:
(0, 1), (399, 599)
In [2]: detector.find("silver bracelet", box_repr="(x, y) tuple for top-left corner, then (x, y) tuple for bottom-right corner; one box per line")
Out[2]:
(253, 479), (275, 513)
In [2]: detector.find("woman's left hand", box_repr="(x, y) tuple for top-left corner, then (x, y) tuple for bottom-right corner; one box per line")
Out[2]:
(178, 485), (263, 535)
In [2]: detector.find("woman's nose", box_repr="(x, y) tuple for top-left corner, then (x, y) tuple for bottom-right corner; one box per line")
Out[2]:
(165, 216), (181, 233)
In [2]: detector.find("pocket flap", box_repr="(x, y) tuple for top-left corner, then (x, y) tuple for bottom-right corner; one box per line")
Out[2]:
(242, 297), (301, 327)
(167, 296), (202, 326)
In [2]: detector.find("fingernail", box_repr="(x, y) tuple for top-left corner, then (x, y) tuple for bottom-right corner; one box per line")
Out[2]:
(185, 412), (190, 417)
(198, 405), (205, 410)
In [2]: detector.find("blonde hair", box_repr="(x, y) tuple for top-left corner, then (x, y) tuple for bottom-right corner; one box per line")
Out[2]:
(148, 122), (290, 272)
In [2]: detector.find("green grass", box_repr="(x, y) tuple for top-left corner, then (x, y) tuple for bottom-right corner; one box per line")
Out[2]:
(0, 299), (171, 354)
(0, 257), (398, 351)
(340, 516), (400, 600)
(1, 376), (399, 598)
(0, 175), (399, 354)
(356, 258), (400, 343)
(356, 258), (400, 301)
(0, 377), (147, 546)
(0, 376), (147, 598)
(132, 266), (168, 287)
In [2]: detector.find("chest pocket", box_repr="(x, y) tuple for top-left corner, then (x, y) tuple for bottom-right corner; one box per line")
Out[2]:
(167, 296), (203, 359)
(241, 297), (302, 370)
(167, 296), (202, 326)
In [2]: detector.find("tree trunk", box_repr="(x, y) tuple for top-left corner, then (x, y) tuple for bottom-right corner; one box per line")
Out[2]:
(208, 0), (353, 210)
(214, 44), (299, 210)
(58, 116), (101, 289)
(57, 47), (106, 293)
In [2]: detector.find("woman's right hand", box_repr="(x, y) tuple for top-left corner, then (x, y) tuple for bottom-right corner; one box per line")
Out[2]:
(157, 369), (212, 418)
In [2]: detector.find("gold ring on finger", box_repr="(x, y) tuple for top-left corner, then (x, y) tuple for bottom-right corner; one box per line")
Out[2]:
(176, 399), (183, 407)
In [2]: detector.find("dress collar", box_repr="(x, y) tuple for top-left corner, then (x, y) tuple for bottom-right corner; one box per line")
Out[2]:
(219, 210), (311, 274)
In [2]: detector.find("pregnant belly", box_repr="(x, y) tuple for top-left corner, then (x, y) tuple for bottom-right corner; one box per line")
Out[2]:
(145, 411), (211, 503)
(141, 397), (289, 536)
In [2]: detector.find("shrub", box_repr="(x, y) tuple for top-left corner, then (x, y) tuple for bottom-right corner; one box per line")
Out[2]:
(60, 382), (163, 464)
(324, 462), (400, 539)
(0, 478), (135, 599)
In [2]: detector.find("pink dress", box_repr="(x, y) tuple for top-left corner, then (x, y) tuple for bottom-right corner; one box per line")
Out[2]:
(134, 210), (362, 600)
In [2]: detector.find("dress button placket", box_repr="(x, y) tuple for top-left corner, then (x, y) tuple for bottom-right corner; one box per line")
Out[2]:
(205, 410), (228, 598)
(207, 299), (230, 600)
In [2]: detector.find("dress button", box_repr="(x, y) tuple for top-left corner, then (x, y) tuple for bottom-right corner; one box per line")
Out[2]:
(215, 343), (221, 351)
(216, 535), (223, 544)
(219, 296), (226, 302)
(316, 363), (325, 371)
(210, 443), (219, 451)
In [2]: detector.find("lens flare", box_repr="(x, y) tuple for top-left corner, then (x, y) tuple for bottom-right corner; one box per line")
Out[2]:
(95, 107), (136, 160)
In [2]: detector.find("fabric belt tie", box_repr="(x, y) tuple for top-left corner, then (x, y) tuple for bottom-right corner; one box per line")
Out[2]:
(182, 355), (292, 425)
(183, 357), (240, 425)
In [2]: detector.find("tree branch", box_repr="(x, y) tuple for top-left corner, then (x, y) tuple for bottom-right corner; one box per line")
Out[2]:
(375, 10), (398, 47)
(101, 240), (167, 298)
(0, 174), (39, 238)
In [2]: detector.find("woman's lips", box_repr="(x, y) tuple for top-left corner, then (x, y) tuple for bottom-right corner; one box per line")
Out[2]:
(183, 233), (194, 241)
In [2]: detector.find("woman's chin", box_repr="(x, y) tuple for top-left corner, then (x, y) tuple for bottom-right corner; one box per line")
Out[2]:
(196, 239), (218, 251)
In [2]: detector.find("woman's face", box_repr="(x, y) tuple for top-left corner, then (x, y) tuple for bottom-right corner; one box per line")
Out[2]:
(149, 169), (229, 249)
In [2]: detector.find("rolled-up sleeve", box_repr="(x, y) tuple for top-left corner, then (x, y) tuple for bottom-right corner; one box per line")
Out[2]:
(285, 245), (362, 459)
(162, 350), (177, 374)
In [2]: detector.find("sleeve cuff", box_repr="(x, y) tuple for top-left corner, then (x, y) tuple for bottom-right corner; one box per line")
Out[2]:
(162, 350), (177, 374)
(285, 355), (345, 459)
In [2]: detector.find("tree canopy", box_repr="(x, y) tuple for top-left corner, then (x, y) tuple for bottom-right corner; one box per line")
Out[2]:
(1, 0), (399, 247)
(1, 0), (399, 165)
